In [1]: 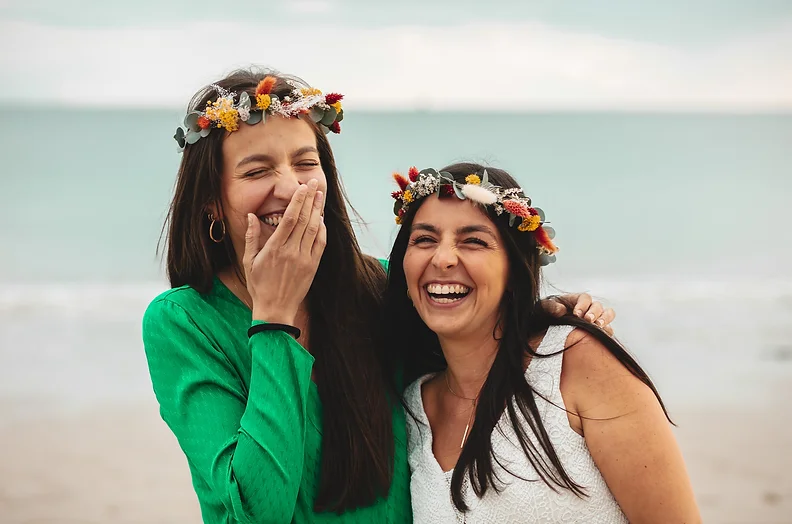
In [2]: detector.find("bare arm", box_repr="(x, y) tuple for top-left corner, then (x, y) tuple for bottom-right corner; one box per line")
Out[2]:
(561, 330), (701, 523)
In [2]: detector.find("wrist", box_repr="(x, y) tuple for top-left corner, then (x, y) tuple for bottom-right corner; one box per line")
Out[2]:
(252, 308), (296, 326)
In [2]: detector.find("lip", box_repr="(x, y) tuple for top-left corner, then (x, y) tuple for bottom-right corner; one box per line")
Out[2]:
(421, 280), (474, 309)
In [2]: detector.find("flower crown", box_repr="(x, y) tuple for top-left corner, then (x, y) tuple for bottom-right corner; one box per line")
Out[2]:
(391, 167), (559, 265)
(173, 76), (344, 152)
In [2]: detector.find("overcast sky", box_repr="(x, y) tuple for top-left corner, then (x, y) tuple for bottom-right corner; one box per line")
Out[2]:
(2, 0), (790, 110)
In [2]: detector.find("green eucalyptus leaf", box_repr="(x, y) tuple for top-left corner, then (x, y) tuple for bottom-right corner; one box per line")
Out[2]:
(320, 107), (338, 126)
(393, 199), (402, 215)
(335, 108), (344, 122)
(309, 107), (324, 123)
(318, 123), (330, 134)
(246, 111), (262, 125)
(453, 182), (466, 200)
(173, 127), (186, 148)
(184, 112), (201, 132)
(199, 127), (211, 137)
(238, 91), (251, 110)
(185, 130), (202, 145)
(543, 226), (556, 239)
(482, 169), (489, 185)
(535, 207), (545, 221)
(509, 214), (517, 227)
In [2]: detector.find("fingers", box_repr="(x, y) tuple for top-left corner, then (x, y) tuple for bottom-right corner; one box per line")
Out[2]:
(271, 183), (309, 244)
(312, 215), (327, 260)
(572, 293), (592, 319)
(300, 190), (324, 253)
(243, 213), (261, 276)
(289, 179), (319, 245)
(595, 307), (616, 330)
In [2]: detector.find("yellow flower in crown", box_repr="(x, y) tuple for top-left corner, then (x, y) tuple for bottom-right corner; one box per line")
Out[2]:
(205, 97), (240, 131)
(402, 189), (414, 204)
(301, 87), (323, 97)
(256, 94), (271, 111)
(518, 215), (541, 232)
(465, 174), (481, 185)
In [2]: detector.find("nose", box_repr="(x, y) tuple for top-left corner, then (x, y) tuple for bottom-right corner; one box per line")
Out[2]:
(271, 168), (301, 201)
(431, 241), (458, 270)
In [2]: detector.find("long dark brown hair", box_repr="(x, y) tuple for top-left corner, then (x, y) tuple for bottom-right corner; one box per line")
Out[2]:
(162, 67), (395, 512)
(382, 162), (670, 512)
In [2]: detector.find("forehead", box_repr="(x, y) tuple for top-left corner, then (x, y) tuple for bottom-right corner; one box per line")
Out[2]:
(221, 116), (317, 163)
(412, 195), (496, 230)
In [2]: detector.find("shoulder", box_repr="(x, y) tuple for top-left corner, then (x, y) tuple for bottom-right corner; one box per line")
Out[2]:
(142, 285), (215, 350)
(561, 328), (657, 417)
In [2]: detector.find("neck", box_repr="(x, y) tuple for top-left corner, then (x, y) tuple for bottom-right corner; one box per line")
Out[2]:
(438, 326), (499, 400)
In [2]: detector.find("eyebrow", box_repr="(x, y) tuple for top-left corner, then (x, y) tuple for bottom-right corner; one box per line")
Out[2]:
(236, 146), (319, 169)
(412, 223), (497, 237)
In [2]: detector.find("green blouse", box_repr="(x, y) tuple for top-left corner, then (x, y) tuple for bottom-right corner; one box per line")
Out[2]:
(142, 272), (412, 523)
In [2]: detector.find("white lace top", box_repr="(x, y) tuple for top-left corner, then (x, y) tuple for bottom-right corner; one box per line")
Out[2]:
(404, 325), (628, 524)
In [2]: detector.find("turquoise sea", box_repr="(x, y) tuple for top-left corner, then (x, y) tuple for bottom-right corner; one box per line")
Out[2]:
(1, 108), (791, 419)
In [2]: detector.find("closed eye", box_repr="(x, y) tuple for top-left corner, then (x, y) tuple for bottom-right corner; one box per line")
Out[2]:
(410, 235), (436, 246)
(463, 237), (488, 247)
(297, 161), (320, 168)
(244, 168), (272, 178)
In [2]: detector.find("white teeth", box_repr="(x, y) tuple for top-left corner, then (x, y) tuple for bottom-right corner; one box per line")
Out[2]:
(261, 215), (282, 227)
(425, 283), (471, 295)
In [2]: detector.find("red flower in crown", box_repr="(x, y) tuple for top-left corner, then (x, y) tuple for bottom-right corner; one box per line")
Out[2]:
(197, 116), (211, 130)
(325, 93), (344, 105)
(440, 185), (455, 196)
(408, 166), (420, 182)
(391, 190), (403, 200)
(393, 173), (409, 191)
(329, 121), (341, 134)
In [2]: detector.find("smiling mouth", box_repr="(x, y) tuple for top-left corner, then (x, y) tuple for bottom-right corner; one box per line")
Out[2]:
(260, 214), (283, 227)
(425, 283), (472, 304)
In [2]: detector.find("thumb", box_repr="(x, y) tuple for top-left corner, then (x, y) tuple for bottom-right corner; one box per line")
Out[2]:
(243, 214), (261, 274)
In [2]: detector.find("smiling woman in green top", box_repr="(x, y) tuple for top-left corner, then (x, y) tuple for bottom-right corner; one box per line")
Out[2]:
(142, 67), (613, 523)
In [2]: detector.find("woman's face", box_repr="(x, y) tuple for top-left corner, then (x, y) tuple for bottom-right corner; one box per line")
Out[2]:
(216, 115), (328, 266)
(403, 195), (510, 341)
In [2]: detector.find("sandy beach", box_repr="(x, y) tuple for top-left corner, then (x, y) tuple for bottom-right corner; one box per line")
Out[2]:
(0, 399), (789, 524)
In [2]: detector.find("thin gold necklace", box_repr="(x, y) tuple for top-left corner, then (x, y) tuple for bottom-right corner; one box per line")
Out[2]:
(444, 372), (481, 449)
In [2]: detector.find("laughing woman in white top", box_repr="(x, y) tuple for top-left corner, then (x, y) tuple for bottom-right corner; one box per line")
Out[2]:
(381, 163), (701, 523)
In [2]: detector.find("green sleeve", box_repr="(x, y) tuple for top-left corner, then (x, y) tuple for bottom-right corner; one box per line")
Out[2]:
(143, 299), (315, 524)
(378, 257), (389, 274)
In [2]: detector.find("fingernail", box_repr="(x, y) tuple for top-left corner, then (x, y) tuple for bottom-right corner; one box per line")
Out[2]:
(247, 214), (253, 227)
(316, 191), (323, 204)
(585, 313), (595, 322)
(308, 179), (318, 189)
(596, 319), (604, 326)
(573, 309), (582, 317)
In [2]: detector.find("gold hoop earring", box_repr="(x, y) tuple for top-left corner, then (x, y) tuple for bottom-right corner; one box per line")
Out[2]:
(208, 213), (226, 243)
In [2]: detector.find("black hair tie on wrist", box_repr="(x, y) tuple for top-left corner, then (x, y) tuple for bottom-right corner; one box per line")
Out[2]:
(248, 323), (301, 340)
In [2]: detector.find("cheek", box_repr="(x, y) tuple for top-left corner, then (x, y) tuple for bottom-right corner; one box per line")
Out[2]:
(402, 249), (424, 288)
(298, 167), (328, 193)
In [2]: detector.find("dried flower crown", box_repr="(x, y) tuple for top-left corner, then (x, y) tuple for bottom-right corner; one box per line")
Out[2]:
(173, 76), (344, 152)
(391, 167), (559, 265)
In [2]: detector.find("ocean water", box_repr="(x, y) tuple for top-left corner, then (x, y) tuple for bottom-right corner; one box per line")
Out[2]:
(1, 108), (791, 420)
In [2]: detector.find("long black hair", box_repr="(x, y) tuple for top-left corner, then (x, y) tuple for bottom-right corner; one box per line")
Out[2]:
(381, 162), (670, 511)
(163, 67), (395, 513)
